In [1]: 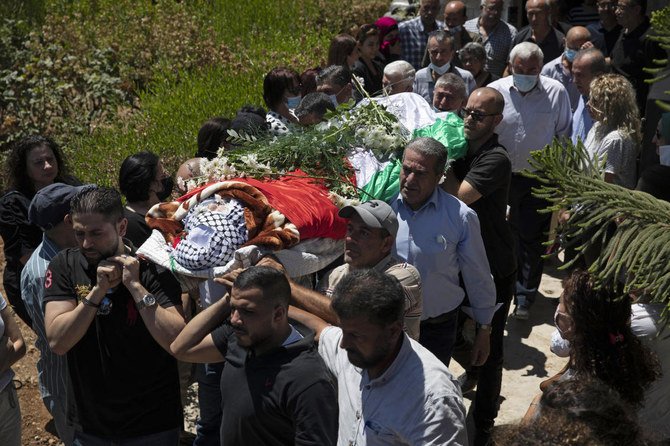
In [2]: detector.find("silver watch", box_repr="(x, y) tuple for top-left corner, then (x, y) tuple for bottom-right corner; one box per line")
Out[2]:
(136, 293), (157, 311)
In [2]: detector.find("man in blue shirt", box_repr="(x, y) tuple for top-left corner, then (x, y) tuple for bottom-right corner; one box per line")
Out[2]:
(392, 137), (496, 366)
(571, 48), (608, 145)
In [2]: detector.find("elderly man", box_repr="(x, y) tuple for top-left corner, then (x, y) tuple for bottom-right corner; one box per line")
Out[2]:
(171, 266), (338, 446)
(488, 42), (571, 319)
(399, 0), (445, 69)
(512, 0), (566, 65)
(570, 48), (609, 145)
(44, 186), (186, 444)
(541, 26), (592, 111)
(392, 137), (496, 366)
(422, 1), (476, 67)
(21, 183), (89, 445)
(414, 30), (476, 103)
(382, 60), (416, 95)
(291, 269), (468, 446)
(433, 73), (468, 113)
(316, 65), (354, 106)
(271, 200), (422, 341)
(445, 87), (515, 445)
(464, 0), (517, 77)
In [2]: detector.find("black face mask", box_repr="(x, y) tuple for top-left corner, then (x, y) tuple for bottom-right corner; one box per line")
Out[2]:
(157, 176), (174, 201)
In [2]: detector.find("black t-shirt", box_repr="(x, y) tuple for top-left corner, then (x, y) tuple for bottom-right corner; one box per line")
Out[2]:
(43, 245), (183, 438)
(452, 134), (516, 282)
(211, 324), (338, 446)
(512, 27), (565, 65)
(123, 208), (152, 247)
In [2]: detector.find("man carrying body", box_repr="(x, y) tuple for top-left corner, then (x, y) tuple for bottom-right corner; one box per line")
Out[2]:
(21, 183), (89, 445)
(170, 266), (338, 446)
(414, 30), (476, 104)
(382, 60), (416, 95)
(392, 137), (496, 366)
(399, 0), (444, 70)
(488, 42), (572, 318)
(275, 200), (422, 340)
(292, 269), (468, 445)
(44, 186), (185, 444)
(433, 73), (468, 113)
(445, 87), (516, 445)
(464, 0), (517, 77)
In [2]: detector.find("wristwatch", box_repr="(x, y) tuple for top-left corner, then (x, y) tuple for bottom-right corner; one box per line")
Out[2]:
(136, 293), (157, 311)
(477, 323), (492, 332)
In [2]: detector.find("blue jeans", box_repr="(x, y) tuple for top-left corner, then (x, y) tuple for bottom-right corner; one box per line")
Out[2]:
(193, 362), (224, 446)
(72, 428), (179, 446)
(418, 308), (460, 367)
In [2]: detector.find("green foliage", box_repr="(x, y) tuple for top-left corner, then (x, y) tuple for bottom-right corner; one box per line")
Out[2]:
(527, 140), (670, 321)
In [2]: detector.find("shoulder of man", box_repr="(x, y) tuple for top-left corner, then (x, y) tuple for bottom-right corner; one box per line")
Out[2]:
(385, 259), (421, 286)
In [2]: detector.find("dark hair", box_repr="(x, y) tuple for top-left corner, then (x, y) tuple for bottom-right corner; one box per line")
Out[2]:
(327, 34), (357, 66)
(118, 151), (159, 203)
(5, 135), (67, 196)
(356, 23), (379, 44)
(196, 117), (231, 160)
(563, 270), (660, 405)
(295, 92), (336, 120)
(70, 186), (124, 223)
(428, 29), (455, 48)
(262, 67), (301, 110)
(331, 269), (404, 327)
(540, 378), (645, 445)
(300, 67), (321, 97)
(234, 266), (291, 307)
(405, 137), (448, 175)
(316, 65), (352, 89)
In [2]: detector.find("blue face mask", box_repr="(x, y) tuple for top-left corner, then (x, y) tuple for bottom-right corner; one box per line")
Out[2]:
(429, 62), (451, 76)
(512, 73), (538, 93)
(563, 48), (577, 63)
(286, 95), (301, 110)
(329, 94), (339, 107)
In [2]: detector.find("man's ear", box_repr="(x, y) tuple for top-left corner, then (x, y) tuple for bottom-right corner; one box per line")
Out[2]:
(493, 113), (504, 126)
(117, 217), (128, 238)
(273, 304), (287, 323)
(64, 213), (73, 226)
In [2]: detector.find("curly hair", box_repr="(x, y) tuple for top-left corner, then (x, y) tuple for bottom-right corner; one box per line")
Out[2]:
(563, 270), (660, 406)
(4, 135), (68, 196)
(588, 74), (641, 146)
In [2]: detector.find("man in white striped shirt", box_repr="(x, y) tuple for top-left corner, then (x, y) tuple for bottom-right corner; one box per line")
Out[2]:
(21, 183), (88, 446)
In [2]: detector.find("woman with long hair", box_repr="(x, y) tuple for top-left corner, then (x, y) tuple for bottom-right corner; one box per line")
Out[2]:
(262, 67), (301, 135)
(584, 73), (641, 188)
(351, 24), (383, 96)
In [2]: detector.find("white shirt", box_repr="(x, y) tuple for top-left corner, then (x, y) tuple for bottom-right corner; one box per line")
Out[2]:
(318, 326), (468, 446)
(584, 122), (638, 189)
(488, 74), (572, 172)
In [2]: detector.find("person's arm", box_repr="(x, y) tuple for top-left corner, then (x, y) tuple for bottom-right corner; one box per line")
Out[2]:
(288, 306), (330, 341)
(110, 255), (185, 352)
(45, 260), (122, 355)
(442, 169), (461, 195)
(0, 306), (26, 373)
(170, 294), (230, 363)
(455, 180), (483, 205)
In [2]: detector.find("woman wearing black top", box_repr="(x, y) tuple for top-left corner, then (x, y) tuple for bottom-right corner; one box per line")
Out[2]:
(352, 24), (384, 96)
(0, 135), (75, 327)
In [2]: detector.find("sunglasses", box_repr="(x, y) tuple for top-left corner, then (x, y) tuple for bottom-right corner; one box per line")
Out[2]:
(462, 108), (499, 122)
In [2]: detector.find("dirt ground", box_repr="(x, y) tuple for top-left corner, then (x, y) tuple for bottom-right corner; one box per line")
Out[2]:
(2, 238), (567, 445)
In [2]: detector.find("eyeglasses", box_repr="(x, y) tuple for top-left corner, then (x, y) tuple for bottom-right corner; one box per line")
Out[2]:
(462, 108), (499, 122)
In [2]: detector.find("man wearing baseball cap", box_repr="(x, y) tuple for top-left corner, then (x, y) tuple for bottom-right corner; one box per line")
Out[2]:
(266, 199), (422, 340)
(20, 182), (91, 445)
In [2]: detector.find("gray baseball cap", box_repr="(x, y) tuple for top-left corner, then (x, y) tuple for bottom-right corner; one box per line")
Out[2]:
(338, 200), (398, 238)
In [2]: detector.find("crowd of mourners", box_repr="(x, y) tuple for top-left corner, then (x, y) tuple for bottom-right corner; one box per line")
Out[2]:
(0, 0), (669, 445)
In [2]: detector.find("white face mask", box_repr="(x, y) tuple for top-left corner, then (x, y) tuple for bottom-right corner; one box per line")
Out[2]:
(512, 73), (538, 93)
(429, 62), (451, 76)
(659, 145), (670, 166)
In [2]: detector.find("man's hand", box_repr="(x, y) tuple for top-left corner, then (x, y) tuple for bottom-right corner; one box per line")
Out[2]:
(214, 268), (244, 290)
(109, 254), (141, 291)
(96, 260), (122, 291)
(256, 256), (286, 275)
(470, 329), (491, 366)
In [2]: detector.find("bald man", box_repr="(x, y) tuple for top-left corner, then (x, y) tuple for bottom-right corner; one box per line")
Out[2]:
(512, 0), (565, 64)
(445, 87), (515, 445)
(442, 1), (475, 66)
(541, 26), (592, 111)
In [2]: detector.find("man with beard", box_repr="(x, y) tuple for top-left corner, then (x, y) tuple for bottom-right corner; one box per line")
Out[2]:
(170, 266), (338, 446)
(291, 269), (467, 445)
(43, 186), (186, 445)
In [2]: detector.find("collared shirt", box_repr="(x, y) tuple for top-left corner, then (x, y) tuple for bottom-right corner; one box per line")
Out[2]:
(318, 326), (468, 446)
(20, 235), (67, 402)
(571, 95), (593, 146)
(412, 65), (477, 105)
(318, 254), (423, 340)
(488, 74), (572, 172)
(399, 17), (445, 70)
(541, 55), (580, 112)
(464, 18), (517, 77)
(391, 189), (496, 324)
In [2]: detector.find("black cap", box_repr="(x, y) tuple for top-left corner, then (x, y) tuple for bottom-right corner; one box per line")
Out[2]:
(28, 183), (92, 230)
